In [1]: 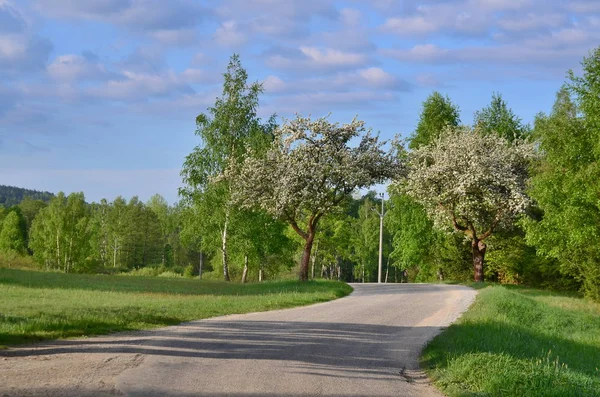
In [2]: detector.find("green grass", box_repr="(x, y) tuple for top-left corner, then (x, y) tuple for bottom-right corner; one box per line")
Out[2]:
(0, 268), (352, 347)
(422, 285), (600, 396)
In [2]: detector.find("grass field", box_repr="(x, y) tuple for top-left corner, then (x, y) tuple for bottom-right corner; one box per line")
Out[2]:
(422, 285), (600, 397)
(0, 268), (352, 347)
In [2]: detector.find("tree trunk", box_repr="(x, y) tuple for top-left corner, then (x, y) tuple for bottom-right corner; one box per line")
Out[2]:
(56, 230), (61, 271)
(472, 239), (486, 282)
(241, 255), (249, 283)
(299, 232), (315, 281)
(259, 263), (264, 282)
(222, 210), (230, 281)
(198, 251), (203, 280)
(362, 263), (365, 283)
(113, 238), (118, 268)
(384, 258), (389, 283)
(311, 241), (318, 280)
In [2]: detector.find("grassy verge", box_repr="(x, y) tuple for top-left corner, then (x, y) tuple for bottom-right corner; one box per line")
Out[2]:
(422, 285), (600, 397)
(0, 268), (352, 347)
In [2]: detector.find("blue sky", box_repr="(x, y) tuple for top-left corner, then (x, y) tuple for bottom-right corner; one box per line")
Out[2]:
(1, 0), (599, 203)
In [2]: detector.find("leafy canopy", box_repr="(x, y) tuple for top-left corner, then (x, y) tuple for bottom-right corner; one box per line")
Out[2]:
(474, 92), (530, 142)
(229, 115), (400, 234)
(524, 47), (600, 299)
(404, 126), (536, 239)
(409, 91), (461, 150)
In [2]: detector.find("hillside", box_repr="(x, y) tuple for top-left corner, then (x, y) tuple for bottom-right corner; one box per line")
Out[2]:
(0, 185), (54, 207)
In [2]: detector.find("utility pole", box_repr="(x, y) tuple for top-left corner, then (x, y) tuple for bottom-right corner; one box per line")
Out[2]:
(375, 192), (385, 284)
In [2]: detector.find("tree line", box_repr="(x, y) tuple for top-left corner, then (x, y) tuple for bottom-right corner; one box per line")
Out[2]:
(0, 185), (54, 207)
(1, 47), (599, 299)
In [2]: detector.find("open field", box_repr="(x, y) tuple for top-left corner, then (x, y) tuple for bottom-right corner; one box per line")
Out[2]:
(422, 285), (600, 396)
(0, 268), (352, 347)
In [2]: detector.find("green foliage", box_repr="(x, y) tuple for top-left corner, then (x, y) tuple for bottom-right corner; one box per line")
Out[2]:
(402, 125), (535, 282)
(386, 193), (435, 277)
(391, 91), (469, 283)
(0, 211), (27, 254)
(180, 54), (276, 281)
(422, 286), (600, 396)
(180, 53), (273, 193)
(474, 92), (531, 142)
(18, 197), (46, 231)
(525, 47), (600, 300)
(29, 192), (91, 273)
(183, 264), (195, 278)
(0, 268), (352, 346)
(230, 114), (399, 281)
(409, 91), (461, 150)
(0, 250), (38, 269)
(0, 185), (54, 208)
(351, 198), (380, 282)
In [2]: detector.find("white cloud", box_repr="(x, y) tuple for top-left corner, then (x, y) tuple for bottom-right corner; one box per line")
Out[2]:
(383, 16), (437, 35)
(34, 0), (207, 31)
(180, 68), (213, 84)
(89, 71), (194, 101)
(263, 75), (286, 93)
(299, 47), (368, 67)
(0, 2), (52, 75)
(150, 28), (197, 45)
(214, 20), (247, 47)
(358, 67), (398, 87)
(47, 54), (110, 81)
(384, 44), (449, 62)
(497, 13), (567, 32)
(262, 68), (407, 98)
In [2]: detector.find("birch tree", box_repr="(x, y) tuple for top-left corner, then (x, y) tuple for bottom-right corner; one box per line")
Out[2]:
(0, 211), (27, 254)
(403, 126), (535, 282)
(228, 115), (399, 281)
(525, 47), (600, 298)
(180, 54), (273, 281)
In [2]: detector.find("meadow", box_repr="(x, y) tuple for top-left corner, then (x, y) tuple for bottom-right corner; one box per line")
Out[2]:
(422, 285), (600, 396)
(0, 268), (352, 347)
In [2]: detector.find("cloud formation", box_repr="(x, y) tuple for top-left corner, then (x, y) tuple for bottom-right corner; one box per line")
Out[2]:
(2, 0), (598, 201)
(0, 1), (52, 75)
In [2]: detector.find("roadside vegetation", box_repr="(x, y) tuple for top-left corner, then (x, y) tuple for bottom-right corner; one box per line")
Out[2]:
(422, 285), (600, 396)
(0, 268), (352, 347)
(1, 48), (600, 299)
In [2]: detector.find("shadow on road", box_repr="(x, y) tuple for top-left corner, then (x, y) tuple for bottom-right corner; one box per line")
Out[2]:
(1, 320), (441, 377)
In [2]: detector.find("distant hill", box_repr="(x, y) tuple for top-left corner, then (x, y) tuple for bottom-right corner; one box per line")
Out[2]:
(0, 185), (55, 207)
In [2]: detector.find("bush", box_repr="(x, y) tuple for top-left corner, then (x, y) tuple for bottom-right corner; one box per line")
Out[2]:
(0, 251), (39, 270)
(183, 264), (196, 278)
(157, 271), (183, 278)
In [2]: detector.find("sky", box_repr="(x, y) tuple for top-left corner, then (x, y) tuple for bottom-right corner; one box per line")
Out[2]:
(1, 0), (599, 204)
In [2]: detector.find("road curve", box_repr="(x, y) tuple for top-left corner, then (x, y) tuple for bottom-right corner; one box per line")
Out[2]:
(1, 283), (476, 397)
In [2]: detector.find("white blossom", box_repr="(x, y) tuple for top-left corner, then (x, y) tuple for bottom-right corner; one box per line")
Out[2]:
(402, 125), (536, 239)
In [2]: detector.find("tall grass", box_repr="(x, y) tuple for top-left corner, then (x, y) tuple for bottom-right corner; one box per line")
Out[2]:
(422, 285), (600, 396)
(0, 268), (352, 347)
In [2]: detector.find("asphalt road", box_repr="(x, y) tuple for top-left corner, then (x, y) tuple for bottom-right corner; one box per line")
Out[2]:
(1, 283), (476, 397)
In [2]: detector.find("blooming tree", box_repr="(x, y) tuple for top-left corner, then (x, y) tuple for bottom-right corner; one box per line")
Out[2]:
(228, 115), (400, 281)
(403, 126), (535, 282)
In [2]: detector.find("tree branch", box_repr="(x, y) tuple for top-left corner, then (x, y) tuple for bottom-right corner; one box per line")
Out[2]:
(286, 212), (308, 240)
(448, 207), (467, 232)
(480, 211), (502, 241)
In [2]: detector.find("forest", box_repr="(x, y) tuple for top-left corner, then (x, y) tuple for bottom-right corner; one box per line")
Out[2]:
(0, 186), (54, 207)
(1, 47), (599, 300)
